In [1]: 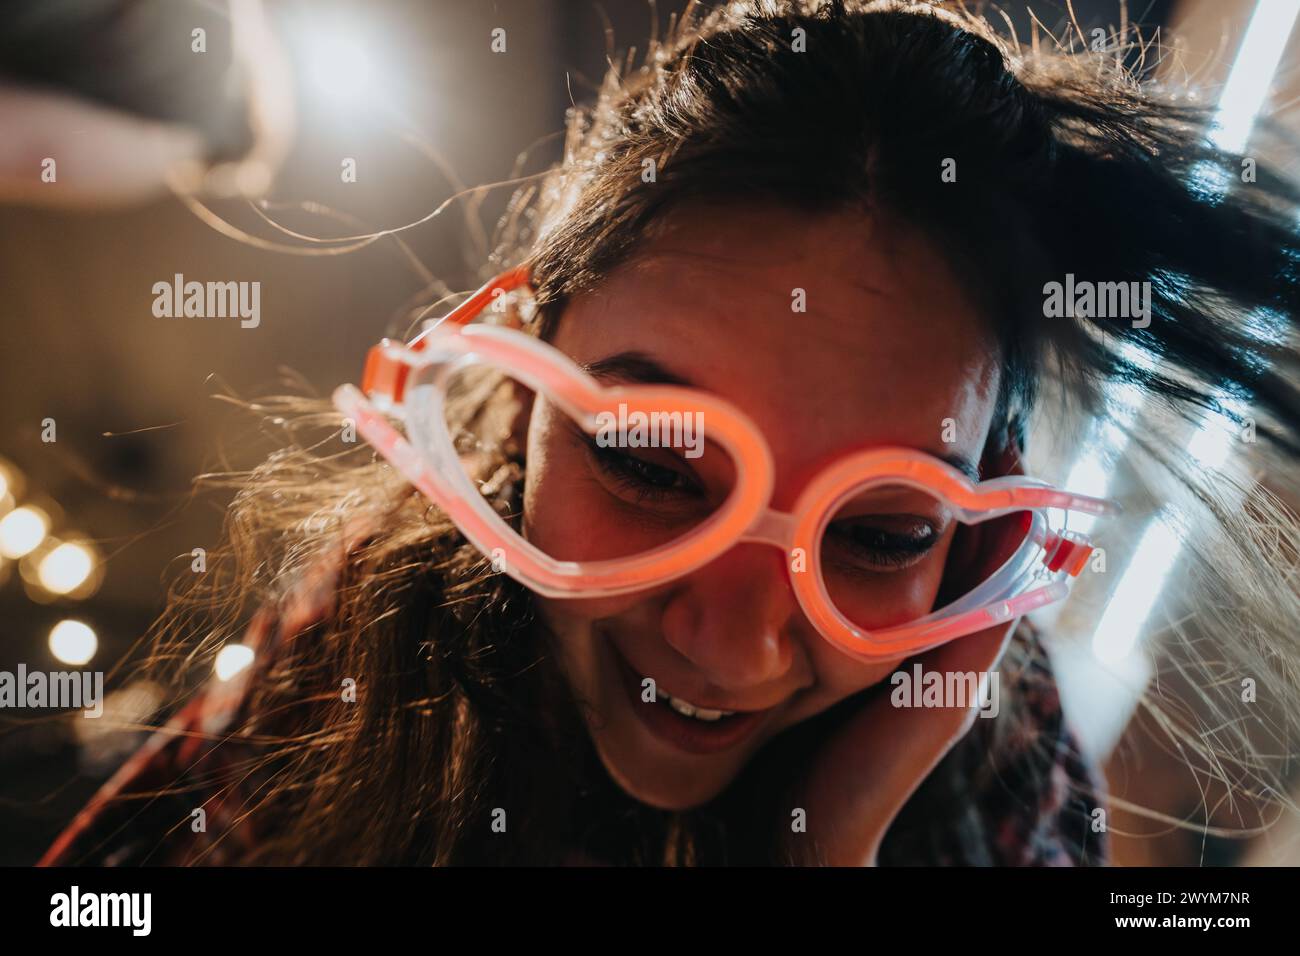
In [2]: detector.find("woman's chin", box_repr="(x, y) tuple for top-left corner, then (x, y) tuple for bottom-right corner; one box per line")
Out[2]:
(593, 739), (733, 811)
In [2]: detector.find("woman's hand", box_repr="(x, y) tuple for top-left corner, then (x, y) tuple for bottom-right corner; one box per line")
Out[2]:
(786, 439), (1024, 865)
(786, 617), (1014, 865)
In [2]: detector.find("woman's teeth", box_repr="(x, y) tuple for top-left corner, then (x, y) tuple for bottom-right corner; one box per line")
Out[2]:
(658, 690), (736, 722)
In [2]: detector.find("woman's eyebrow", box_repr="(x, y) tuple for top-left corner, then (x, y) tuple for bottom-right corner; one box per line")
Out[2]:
(580, 351), (696, 387)
(581, 351), (982, 481)
(939, 454), (982, 483)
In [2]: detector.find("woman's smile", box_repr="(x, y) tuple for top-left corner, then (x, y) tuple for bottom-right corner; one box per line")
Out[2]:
(612, 644), (777, 756)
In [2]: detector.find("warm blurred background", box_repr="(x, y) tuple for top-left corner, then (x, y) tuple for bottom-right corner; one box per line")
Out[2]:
(1, 0), (1297, 866)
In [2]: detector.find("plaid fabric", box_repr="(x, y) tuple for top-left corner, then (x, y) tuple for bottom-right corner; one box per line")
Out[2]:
(877, 636), (1108, 866)
(40, 542), (1108, 867)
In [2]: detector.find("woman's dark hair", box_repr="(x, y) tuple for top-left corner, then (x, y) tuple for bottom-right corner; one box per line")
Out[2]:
(522, 0), (1300, 456)
(130, 0), (1300, 864)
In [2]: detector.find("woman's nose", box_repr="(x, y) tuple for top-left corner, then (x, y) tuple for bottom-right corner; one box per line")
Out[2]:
(660, 543), (798, 689)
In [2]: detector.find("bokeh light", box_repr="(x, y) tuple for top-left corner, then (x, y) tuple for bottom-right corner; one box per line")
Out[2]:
(36, 541), (96, 595)
(48, 619), (98, 666)
(214, 643), (255, 681)
(0, 506), (49, 559)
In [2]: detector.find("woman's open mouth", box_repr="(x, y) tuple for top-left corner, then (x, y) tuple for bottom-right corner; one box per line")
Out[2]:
(613, 647), (772, 756)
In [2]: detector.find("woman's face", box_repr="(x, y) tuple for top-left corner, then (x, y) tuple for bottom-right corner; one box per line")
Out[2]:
(521, 201), (1002, 809)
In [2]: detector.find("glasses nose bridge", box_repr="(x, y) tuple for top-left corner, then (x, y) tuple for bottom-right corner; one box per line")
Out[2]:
(738, 507), (798, 552)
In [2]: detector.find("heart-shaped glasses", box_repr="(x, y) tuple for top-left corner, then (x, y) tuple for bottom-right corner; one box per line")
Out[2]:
(334, 267), (1117, 660)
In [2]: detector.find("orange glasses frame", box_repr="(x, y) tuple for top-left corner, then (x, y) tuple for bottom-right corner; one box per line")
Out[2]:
(335, 267), (1116, 660)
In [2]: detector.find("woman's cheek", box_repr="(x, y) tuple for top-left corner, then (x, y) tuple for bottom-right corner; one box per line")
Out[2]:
(821, 567), (940, 631)
(803, 642), (907, 703)
(799, 547), (953, 701)
(523, 460), (622, 564)
(520, 470), (648, 625)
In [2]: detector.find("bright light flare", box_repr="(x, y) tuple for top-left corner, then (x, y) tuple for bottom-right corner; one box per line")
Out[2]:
(0, 459), (19, 504)
(214, 643), (255, 682)
(1210, 0), (1300, 152)
(1090, 511), (1183, 665)
(37, 541), (96, 595)
(0, 506), (49, 559)
(303, 25), (375, 104)
(49, 619), (98, 666)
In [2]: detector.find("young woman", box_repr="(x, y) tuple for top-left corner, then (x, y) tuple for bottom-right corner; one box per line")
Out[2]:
(43, 0), (1300, 866)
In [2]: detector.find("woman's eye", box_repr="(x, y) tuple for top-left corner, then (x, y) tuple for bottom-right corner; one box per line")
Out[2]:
(823, 517), (939, 572)
(585, 441), (703, 503)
